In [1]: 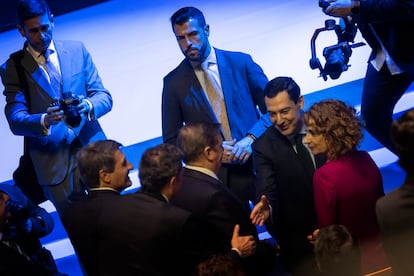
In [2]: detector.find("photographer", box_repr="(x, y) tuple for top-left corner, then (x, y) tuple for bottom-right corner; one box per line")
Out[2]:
(320, 0), (414, 154)
(0, 0), (113, 217)
(0, 184), (64, 275)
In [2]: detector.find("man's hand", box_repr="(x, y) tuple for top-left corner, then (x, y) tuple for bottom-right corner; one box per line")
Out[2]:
(45, 105), (64, 127)
(323, 0), (353, 17)
(250, 195), (270, 227)
(307, 228), (320, 245)
(231, 136), (254, 164)
(222, 139), (236, 164)
(231, 224), (256, 258)
(76, 99), (90, 115)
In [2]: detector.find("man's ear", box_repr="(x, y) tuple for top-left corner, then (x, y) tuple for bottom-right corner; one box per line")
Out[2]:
(204, 146), (214, 161)
(99, 169), (110, 184)
(298, 95), (305, 109)
(204, 24), (210, 37)
(17, 24), (25, 37)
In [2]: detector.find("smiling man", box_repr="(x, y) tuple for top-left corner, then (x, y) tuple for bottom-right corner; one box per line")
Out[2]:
(61, 139), (133, 275)
(251, 76), (326, 276)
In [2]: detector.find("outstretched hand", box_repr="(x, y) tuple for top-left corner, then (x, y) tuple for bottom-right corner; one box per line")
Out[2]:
(250, 195), (270, 227)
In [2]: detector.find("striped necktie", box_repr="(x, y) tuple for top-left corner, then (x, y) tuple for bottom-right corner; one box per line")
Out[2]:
(44, 50), (62, 97)
(201, 63), (232, 140)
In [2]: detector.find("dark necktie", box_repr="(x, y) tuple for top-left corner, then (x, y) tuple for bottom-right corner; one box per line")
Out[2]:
(44, 50), (62, 97)
(201, 63), (232, 140)
(295, 134), (315, 177)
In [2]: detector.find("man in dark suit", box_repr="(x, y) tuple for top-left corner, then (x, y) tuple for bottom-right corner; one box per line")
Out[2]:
(322, 0), (414, 154)
(250, 77), (325, 276)
(0, 0), (113, 215)
(99, 143), (256, 276)
(0, 184), (64, 275)
(376, 108), (414, 275)
(162, 6), (270, 210)
(61, 140), (133, 276)
(173, 122), (276, 276)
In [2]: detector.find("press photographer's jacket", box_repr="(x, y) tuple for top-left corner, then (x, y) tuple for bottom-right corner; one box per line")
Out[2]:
(1, 40), (113, 186)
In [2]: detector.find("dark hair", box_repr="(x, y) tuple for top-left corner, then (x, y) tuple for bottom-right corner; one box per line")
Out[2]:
(304, 99), (363, 160)
(139, 143), (183, 193)
(264, 76), (301, 104)
(170, 6), (206, 30)
(391, 108), (414, 173)
(76, 140), (122, 189)
(17, 0), (52, 26)
(195, 254), (246, 276)
(177, 122), (221, 164)
(314, 224), (360, 276)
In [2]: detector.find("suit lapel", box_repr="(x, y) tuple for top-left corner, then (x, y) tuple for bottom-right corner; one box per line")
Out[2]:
(54, 41), (71, 93)
(181, 59), (218, 123)
(21, 50), (54, 101)
(268, 127), (315, 193)
(214, 49), (234, 107)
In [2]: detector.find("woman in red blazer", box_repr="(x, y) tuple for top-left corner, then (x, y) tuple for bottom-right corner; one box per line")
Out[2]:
(303, 99), (390, 275)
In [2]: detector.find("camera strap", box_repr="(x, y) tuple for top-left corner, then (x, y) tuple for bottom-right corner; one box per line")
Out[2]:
(2, 239), (32, 262)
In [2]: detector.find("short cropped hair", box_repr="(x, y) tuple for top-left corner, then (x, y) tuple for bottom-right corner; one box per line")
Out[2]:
(170, 6), (206, 29)
(17, 0), (52, 26)
(138, 143), (183, 194)
(264, 76), (301, 104)
(304, 99), (363, 160)
(314, 224), (360, 276)
(391, 108), (414, 173)
(177, 122), (221, 164)
(76, 140), (122, 189)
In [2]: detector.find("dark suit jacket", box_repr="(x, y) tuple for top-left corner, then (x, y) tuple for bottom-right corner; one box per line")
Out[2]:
(61, 189), (121, 276)
(252, 126), (325, 274)
(98, 191), (207, 276)
(1, 40), (112, 186)
(358, 0), (414, 72)
(0, 184), (57, 275)
(376, 174), (414, 276)
(171, 168), (275, 276)
(162, 48), (269, 144)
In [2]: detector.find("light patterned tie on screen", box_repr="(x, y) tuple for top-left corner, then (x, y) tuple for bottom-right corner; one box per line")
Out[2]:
(201, 63), (232, 140)
(44, 50), (62, 97)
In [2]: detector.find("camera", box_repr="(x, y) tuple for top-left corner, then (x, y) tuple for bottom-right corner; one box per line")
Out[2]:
(6, 199), (28, 225)
(309, 10), (365, 81)
(3, 199), (29, 238)
(319, 0), (330, 9)
(50, 92), (82, 128)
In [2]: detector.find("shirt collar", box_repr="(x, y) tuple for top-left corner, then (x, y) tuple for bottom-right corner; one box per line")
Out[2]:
(26, 40), (56, 59)
(184, 164), (219, 180)
(190, 47), (217, 69)
(88, 187), (120, 193)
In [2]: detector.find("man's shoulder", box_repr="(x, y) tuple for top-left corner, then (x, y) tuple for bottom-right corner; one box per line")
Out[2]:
(214, 48), (250, 58)
(253, 127), (278, 148)
(163, 58), (190, 81)
(54, 40), (86, 52)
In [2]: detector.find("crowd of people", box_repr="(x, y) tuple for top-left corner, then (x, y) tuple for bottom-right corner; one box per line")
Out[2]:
(1, 0), (414, 275)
